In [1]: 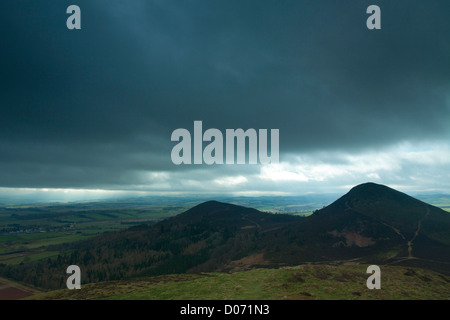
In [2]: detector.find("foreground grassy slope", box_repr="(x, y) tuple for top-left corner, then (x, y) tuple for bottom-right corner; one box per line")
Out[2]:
(27, 264), (449, 300)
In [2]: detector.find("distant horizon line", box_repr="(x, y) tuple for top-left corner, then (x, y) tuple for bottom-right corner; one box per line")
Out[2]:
(0, 184), (449, 200)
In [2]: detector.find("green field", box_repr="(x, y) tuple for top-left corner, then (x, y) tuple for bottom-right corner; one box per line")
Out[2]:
(27, 264), (449, 300)
(0, 200), (191, 265)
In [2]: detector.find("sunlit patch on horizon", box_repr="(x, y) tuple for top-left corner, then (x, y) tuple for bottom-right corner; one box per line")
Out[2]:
(214, 176), (248, 186)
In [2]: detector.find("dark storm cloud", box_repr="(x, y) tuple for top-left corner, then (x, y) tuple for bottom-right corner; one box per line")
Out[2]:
(0, 0), (449, 189)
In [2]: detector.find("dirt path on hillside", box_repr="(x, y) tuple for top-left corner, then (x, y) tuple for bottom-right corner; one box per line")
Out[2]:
(345, 201), (431, 259)
(242, 215), (261, 229)
(381, 207), (430, 258)
(407, 207), (430, 258)
(380, 221), (407, 241)
(0, 277), (41, 300)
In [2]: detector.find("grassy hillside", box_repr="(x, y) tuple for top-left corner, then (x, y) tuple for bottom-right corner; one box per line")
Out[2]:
(27, 264), (449, 300)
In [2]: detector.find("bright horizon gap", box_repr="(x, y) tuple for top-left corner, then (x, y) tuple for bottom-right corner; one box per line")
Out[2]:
(0, 184), (448, 198)
(0, 187), (298, 197)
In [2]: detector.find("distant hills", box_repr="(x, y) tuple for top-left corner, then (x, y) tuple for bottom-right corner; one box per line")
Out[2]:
(1, 182), (449, 290)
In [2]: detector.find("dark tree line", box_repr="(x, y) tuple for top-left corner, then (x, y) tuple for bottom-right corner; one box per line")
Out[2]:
(0, 219), (249, 289)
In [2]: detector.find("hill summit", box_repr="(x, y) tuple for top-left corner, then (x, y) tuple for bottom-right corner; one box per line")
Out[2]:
(174, 200), (298, 230)
(316, 182), (449, 242)
(280, 182), (450, 270)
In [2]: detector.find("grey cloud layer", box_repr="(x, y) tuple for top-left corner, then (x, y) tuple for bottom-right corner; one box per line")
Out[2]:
(0, 0), (449, 190)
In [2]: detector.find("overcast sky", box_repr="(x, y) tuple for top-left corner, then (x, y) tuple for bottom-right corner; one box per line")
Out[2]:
(0, 0), (449, 199)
